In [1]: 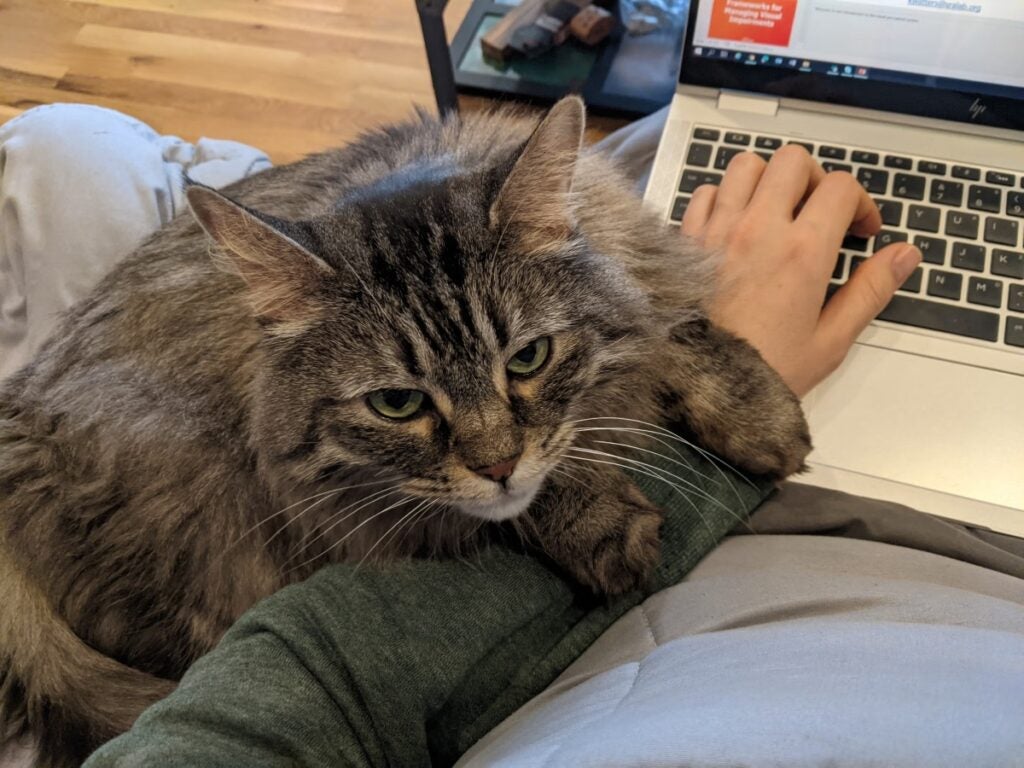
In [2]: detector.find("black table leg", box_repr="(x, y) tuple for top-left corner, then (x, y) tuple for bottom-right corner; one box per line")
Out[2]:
(415, 0), (459, 116)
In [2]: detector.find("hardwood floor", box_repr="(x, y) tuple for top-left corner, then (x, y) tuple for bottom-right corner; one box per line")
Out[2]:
(0, 0), (621, 163)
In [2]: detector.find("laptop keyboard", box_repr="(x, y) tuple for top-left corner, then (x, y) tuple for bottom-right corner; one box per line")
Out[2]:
(671, 126), (1024, 351)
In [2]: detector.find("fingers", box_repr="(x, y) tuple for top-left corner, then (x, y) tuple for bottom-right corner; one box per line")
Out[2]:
(713, 152), (767, 215)
(798, 170), (883, 243)
(817, 243), (922, 354)
(751, 144), (826, 215)
(681, 184), (717, 235)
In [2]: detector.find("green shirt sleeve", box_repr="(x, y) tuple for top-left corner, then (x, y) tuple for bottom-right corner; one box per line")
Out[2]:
(86, 450), (770, 767)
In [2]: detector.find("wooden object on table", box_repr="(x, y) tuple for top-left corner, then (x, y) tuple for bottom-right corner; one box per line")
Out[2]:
(570, 5), (615, 46)
(480, 0), (547, 61)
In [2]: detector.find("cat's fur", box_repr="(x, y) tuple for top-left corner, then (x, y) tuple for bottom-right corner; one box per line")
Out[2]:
(0, 98), (811, 766)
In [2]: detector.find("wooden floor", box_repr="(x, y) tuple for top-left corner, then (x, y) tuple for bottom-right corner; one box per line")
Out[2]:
(0, 0), (621, 163)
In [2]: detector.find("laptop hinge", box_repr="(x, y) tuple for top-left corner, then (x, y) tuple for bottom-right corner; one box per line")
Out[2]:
(717, 90), (780, 116)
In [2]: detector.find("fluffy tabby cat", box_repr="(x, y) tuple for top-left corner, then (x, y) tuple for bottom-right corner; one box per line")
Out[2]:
(0, 97), (810, 766)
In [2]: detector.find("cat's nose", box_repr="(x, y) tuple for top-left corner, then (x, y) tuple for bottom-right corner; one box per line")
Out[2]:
(471, 453), (520, 484)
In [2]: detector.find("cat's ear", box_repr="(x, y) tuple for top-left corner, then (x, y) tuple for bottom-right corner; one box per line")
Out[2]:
(490, 95), (585, 252)
(186, 183), (334, 324)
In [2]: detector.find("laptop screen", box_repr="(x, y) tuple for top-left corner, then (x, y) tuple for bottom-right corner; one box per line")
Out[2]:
(679, 0), (1024, 130)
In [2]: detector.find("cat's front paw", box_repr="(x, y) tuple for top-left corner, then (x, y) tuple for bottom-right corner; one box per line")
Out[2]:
(727, 388), (812, 480)
(573, 481), (664, 595)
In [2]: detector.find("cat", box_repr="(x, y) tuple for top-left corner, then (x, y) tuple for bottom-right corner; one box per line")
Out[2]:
(0, 97), (810, 767)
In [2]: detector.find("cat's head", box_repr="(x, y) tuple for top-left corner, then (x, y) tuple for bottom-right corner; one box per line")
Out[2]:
(187, 98), (652, 521)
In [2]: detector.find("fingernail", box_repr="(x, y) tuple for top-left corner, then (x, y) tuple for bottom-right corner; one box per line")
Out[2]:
(891, 245), (922, 283)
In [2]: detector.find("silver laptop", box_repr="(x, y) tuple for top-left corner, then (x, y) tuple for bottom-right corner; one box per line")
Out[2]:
(645, 0), (1024, 536)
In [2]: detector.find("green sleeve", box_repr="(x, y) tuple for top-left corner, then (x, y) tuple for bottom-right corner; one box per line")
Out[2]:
(86, 450), (770, 767)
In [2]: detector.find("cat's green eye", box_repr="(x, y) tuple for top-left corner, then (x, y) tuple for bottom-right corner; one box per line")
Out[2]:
(367, 389), (426, 420)
(507, 337), (551, 377)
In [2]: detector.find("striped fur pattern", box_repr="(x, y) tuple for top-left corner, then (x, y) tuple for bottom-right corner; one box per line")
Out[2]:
(0, 98), (810, 766)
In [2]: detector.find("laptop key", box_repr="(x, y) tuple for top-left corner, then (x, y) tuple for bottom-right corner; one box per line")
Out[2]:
(986, 170), (1015, 187)
(945, 211), (980, 240)
(930, 180), (964, 207)
(724, 131), (751, 146)
(967, 277), (1003, 308)
(952, 243), (986, 272)
(670, 195), (691, 222)
(1007, 192), (1024, 218)
(927, 269), (963, 300)
(874, 230), (908, 252)
(832, 253), (846, 280)
(755, 136), (782, 150)
(913, 235), (946, 264)
(852, 150), (880, 165)
(992, 249), (1024, 279)
(968, 185), (1002, 213)
(714, 146), (744, 170)
(1007, 318), (1024, 347)
(875, 199), (903, 226)
(788, 141), (814, 153)
(918, 160), (947, 175)
(1009, 284), (1024, 312)
(893, 173), (925, 200)
(756, 151), (773, 162)
(823, 162), (853, 174)
(878, 295), (999, 342)
(885, 155), (913, 170)
(842, 234), (869, 252)
(908, 205), (941, 233)
(679, 170), (723, 193)
(898, 266), (924, 293)
(858, 168), (888, 195)
(984, 217), (1019, 246)
(952, 165), (982, 181)
(819, 146), (847, 160)
(686, 142), (713, 168)
(694, 127), (720, 141)
(850, 255), (867, 274)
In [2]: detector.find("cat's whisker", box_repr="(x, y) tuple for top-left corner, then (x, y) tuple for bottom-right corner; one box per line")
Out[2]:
(353, 498), (434, 572)
(282, 486), (405, 566)
(564, 445), (744, 529)
(548, 465), (586, 486)
(563, 446), (753, 535)
(568, 416), (756, 501)
(560, 454), (720, 539)
(214, 477), (402, 570)
(586, 439), (722, 492)
(570, 428), (715, 483)
(570, 417), (755, 485)
(263, 480), (398, 555)
(283, 494), (419, 576)
(578, 425), (746, 511)
(261, 491), (341, 550)
(566, 445), (719, 504)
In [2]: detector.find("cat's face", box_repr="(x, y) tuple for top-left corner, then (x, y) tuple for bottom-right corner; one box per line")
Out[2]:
(189, 98), (649, 521)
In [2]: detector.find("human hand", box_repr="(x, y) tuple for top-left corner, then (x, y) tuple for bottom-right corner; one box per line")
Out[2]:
(680, 146), (922, 397)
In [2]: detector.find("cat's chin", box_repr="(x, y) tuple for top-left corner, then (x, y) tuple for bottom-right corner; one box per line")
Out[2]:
(454, 482), (542, 522)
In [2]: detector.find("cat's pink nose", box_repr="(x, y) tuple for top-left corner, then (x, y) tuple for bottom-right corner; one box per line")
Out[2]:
(471, 454), (520, 484)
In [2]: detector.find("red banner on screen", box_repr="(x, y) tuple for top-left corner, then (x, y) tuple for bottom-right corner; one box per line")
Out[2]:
(708, 0), (798, 47)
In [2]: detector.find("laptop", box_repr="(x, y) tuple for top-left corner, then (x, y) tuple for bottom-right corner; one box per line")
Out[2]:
(644, 0), (1024, 537)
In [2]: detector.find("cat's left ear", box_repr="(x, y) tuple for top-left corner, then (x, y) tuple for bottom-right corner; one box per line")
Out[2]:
(186, 183), (334, 325)
(490, 95), (585, 253)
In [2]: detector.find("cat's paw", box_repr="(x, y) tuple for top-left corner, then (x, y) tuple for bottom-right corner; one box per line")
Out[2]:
(724, 389), (812, 480)
(574, 482), (664, 595)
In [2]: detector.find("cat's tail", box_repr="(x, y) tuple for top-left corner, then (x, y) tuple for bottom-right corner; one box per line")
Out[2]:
(0, 544), (176, 768)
